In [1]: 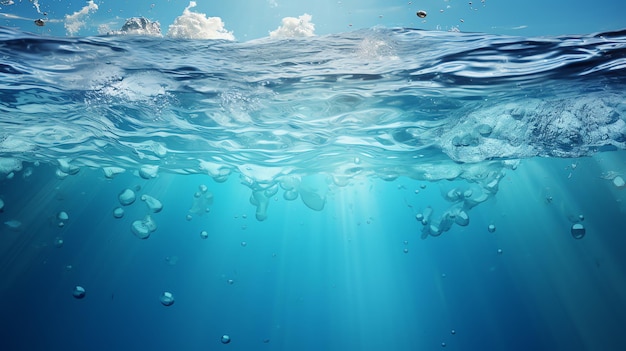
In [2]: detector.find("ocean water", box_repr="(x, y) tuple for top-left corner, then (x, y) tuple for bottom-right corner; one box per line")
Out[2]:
(1, 26), (626, 350)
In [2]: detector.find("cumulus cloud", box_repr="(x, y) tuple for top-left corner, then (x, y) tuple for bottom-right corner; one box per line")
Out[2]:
(269, 14), (315, 38)
(166, 1), (234, 40)
(64, 0), (98, 36)
(108, 17), (162, 37)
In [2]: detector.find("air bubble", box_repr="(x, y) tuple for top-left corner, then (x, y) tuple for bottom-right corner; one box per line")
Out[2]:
(160, 291), (175, 306)
(487, 224), (496, 233)
(571, 223), (585, 239)
(139, 165), (159, 179)
(131, 215), (157, 239)
(200, 230), (208, 239)
(221, 335), (231, 344)
(613, 176), (625, 188)
(113, 207), (124, 218)
(73, 285), (86, 299)
(140, 194), (163, 213)
(118, 189), (136, 206)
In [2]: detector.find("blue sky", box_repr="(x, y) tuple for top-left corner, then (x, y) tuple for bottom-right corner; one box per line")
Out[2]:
(0, 0), (624, 39)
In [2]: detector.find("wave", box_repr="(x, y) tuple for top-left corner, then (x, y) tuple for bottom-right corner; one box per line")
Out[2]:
(0, 26), (625, 230)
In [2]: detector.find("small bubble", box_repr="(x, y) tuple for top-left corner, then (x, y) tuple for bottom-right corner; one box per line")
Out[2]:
(160, 291), (175, 306)
(403, 240), (409, 245)
(497, 248), (503, 255)
(571, 223), (585, 239)
(186, 214), (192, 221)
(416, 10), (427, 18)
(221, 335), (231, 344)
(227, 279), (234, 285)
(113, 207), (124, 219)
(451, 329), (456, 335)
(487, 224), (496, 233)
(441, 342), (447, 347)
(72, 285), (86, 299)
(403, 248), (409, 254)
(241, 241), (247, 247)
(54, 237), (64, 248)
(200, 230), (208, 239)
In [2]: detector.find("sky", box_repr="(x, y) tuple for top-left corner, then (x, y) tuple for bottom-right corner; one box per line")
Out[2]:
(0, 0), (624, 40)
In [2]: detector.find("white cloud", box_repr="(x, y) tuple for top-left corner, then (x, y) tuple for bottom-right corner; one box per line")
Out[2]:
(108, 17), (162, 37)
(269, 14), (315, 38)
(64, 0), (98, 36)
(166, 1), (234, 40)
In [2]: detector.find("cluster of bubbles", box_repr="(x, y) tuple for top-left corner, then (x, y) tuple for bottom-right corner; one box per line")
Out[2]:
(415, 170), (503, 238)
(110, 175), (164, 239)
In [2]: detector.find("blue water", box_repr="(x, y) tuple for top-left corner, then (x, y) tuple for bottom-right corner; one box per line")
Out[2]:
(1, 26), (626, 350)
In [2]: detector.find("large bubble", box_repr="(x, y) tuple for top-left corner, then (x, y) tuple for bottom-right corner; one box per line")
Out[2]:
(141, 194), (163, 213)
(131, 215), (157, 239)
(118, 189), (136, 206)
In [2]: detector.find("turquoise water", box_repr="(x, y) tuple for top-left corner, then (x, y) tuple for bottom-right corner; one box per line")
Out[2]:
(1, 26), (626, 350)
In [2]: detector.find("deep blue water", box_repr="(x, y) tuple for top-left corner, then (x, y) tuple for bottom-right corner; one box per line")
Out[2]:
(1, 27), (626, 350)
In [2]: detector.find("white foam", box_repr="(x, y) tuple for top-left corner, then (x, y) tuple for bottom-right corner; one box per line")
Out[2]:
(64, 0), (98, 36)
(32, 0), (41, 14)
(166, 1), (234, 40)
(269, 14), (315, 38)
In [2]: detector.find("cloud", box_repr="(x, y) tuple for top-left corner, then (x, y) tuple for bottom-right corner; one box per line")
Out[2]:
(108, 17), (162, 37)
(166, 1), (234, 40)
(269, 14), (315, 38)
(64, 0), (98, 36)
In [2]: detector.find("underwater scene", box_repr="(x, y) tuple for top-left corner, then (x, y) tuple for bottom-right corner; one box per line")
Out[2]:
(1, 1), (626, 350)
